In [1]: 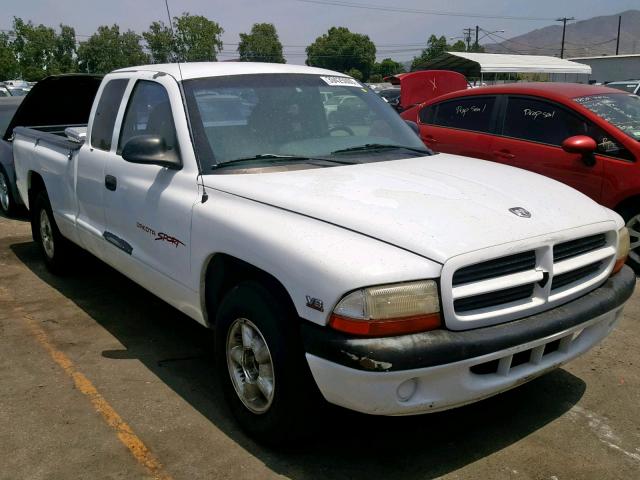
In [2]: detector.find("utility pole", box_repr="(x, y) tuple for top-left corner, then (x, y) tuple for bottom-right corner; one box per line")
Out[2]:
(556, 16), (575, 59)
(475, 25), (479, 51)
(616, 15), (622, 55)
(463, 27), (473, 51)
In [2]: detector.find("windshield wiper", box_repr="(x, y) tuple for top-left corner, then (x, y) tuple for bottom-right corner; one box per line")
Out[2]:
(211, 154), (355, 170)
(331, 144), (431, 155)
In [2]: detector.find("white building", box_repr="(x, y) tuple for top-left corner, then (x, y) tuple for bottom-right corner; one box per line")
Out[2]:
(568, 54), (640, 84)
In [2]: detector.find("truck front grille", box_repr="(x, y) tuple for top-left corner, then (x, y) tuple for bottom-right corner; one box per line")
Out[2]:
(553, 233), (607, 262)
(444, 230), (617, 329)
(453, 251), (536, 286)
(454, 283), (534, 313)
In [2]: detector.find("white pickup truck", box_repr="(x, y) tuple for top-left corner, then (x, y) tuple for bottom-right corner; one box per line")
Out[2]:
(12, 63), (635, 444)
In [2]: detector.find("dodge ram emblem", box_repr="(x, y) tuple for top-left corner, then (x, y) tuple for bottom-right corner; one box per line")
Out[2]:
(509, 207), (531, 218)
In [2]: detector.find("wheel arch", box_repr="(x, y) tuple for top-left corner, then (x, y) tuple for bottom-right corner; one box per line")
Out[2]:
(614, 194), (640, 220)
(26, 170), (46, 209)
(201, 253), (298, 329)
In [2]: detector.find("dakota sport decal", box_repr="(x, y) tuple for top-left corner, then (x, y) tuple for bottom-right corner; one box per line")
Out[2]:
(137, 222), (185, 248)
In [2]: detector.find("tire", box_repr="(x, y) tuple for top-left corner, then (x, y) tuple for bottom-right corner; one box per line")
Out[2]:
(619, 204), (640, 273)
(32, 190), (74, 274)
(215, 281), (322, 445)
(0, 166), (16, 217)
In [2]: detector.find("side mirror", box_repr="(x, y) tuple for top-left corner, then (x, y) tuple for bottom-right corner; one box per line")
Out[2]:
(121, 135), (181, 170)
(405, 120), (420, 136)
(562, 135), (597, 154)
(562, 135), (597, 167)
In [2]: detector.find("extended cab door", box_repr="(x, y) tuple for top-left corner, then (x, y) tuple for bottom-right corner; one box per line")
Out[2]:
(75, 78), (129, 257)
(102, 73), (199, 288)
(416, 95), (498, 159)
(490, 96), (604, 201)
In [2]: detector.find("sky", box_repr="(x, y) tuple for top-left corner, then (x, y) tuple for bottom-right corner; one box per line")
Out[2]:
(2, 0), (639, 63)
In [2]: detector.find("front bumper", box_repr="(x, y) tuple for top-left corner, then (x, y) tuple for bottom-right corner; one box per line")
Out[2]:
(302, 266), (635, 415)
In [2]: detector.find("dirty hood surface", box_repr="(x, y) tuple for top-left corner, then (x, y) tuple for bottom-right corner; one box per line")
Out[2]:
(204, 154), (612, 264)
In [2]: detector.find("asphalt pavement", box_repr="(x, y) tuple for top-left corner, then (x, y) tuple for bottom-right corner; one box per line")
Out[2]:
(1, 211), (638, 480)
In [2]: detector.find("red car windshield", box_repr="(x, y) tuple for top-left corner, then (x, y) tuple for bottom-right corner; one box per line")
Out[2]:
(574, 93), (640, 141)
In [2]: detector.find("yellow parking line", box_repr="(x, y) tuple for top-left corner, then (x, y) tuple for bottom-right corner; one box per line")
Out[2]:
(21, 309), (173, 480)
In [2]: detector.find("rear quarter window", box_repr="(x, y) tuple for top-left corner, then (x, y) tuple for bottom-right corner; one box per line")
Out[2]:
(428, 97), (496, 133)
(91, 79), (129, 151)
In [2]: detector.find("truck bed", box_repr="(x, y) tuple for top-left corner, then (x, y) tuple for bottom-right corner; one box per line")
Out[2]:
(13, 125), (86, 152)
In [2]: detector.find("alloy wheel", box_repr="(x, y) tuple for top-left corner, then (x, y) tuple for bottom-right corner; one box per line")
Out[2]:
(226, 318), (275, 414)
(39, 209), (55, 259)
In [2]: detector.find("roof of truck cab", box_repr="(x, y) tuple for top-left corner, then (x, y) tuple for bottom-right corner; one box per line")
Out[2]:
(113, 62), (350, 80)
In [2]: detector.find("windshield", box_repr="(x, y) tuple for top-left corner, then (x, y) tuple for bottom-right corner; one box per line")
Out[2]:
(606, 83), (639, 94)
(183, 73), (427, 171)
(574, 93), (640, 141)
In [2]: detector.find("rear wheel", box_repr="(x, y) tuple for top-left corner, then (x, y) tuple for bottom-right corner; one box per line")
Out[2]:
(215, 281), (321, 445)
(0, 167), (16, 217)
(32, 190), (74, 274)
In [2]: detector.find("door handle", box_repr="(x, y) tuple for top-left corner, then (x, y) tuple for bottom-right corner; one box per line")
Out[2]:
(105, 175), (117, 191)
(422, 135), (437, 144)
(493, 150), (515, 160)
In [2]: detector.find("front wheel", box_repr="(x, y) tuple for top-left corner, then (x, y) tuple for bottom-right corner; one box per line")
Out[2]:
(32, 190), (74, 274)
(215, 281), (321, 445)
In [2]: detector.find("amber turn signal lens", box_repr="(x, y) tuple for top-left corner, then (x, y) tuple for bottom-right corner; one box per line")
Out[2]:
(612, 227), (630, 275)
(329, 313), (442, 337)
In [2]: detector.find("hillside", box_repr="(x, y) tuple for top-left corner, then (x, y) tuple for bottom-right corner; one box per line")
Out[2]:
(485, 10), (640, 58)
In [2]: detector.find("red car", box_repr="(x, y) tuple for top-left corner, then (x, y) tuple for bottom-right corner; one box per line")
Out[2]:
(402, 83), (640, 269)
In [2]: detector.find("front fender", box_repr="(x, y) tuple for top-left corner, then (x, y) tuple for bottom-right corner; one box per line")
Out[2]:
(191, 189), (442, 326)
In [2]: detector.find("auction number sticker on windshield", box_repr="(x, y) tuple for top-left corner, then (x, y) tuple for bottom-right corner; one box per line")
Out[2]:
(320, 76), (362, 87)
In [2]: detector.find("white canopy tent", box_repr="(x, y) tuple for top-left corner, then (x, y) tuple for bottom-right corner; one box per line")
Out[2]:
(417, 52), (592, 81)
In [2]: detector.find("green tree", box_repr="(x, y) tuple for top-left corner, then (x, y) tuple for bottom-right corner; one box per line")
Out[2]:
(346, 67), (363, 81)
(77, 25), (148, 74)
(0, 32), (19, 80)
(11, 18), (77, 80)
(143, 21), (175, 63)
(410, 35), (449, 70)
(306, 27), (376, 81)
(372, 57), (405, 79)
(53, 24), (77, 73)
(448, 40), (467, 52)
(173, 13), (223, 62)
(238, 23), (285, 63)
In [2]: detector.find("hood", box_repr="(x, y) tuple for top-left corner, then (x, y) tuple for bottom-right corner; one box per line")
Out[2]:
(204, 154), (614, 264)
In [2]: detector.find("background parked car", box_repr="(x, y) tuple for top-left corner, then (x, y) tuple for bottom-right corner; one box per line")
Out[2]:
(0, 96), (24, 215)
(403, 82), (640, 269)
(384, 70), (468, 114)
(378, 87), (401, 108)
(0, 84), (11, 97)
(606, 80), (640, 95)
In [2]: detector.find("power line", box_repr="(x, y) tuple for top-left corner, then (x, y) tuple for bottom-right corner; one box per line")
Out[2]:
(295, 0), (559, 21)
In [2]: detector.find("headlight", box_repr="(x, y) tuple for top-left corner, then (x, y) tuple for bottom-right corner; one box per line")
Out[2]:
(329, 280), (441, 337)
(612, 227), (630, 275)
